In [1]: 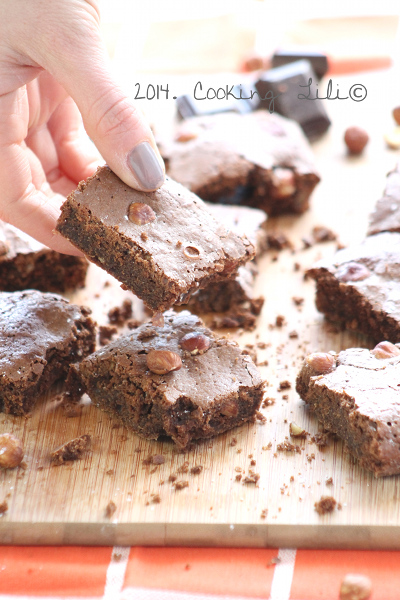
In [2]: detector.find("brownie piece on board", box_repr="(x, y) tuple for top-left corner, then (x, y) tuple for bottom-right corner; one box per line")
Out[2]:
(56, 166), (254, 313)
(296, 344), (400, 476)
(77, 311), (264, 448)
(307, 232), (400, 342)
(367, 164), (400, 236)
(159, 110), (320, 216)
(0, 290), (96, 416)
(0, 221), (88, 292)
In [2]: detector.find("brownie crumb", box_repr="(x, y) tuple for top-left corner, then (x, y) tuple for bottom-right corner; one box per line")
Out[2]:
(256, 410), (267, 423)
(262, 398), (275, 408)
(312, 225), (337, 243)
(243, 472), (260, 484)
(260, 508), (268, 519)
(277, 441), (301, 454)
(211, 307), (257, 331)
(292, 296), (304, 306)
(108, 299), (133, 325)
(127, 319), (141, 329)
(174, 480), (189, 490)
(0, 500), (8, 515)
(288, 330), (299, 339)
(99, 325), (118, 346)
(190, 465), (203, 475)
(151, 494), (161, 504)
(311, 432), (330, 447)
(105, 500), (117, 518)
(326, 477), (333, 485)
(51, 435), (91, 465)
(293, 262), (301, 272)
(314, 495), (337, 515)
(278, 380), (291, 390)
(106, 469), (115, 476)
(262, 442), (272, 450)
(178, 461), (189, 474)
(267, 231), (292, 250)
(235, 474), (242, 482)
(230, 437), (237, 447)
(143, 454), (165, 466)
(169, 474), (178, 483)
(275, 315), (286, 327)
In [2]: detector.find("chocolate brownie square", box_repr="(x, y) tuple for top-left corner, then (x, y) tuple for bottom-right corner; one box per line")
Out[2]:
(307, 232), (400, 342)
(0, 221), (88, 292)
(0, 290), (96, 416)
(368, 164), (400, 236)
(77, 311), (264, 448)
(296, 343), (400, 476)
(159, 110), (320, 216)
(56, 166), (254, 313)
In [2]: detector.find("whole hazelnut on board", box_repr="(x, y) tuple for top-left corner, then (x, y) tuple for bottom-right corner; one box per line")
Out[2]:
(146, 350), (182, 375)
(344, 127), (369, 155)
(371, 341), (400, 359)
(0, 433), (24, 469)
(339, 573), (372, 600)
(306, 352), (335, 375)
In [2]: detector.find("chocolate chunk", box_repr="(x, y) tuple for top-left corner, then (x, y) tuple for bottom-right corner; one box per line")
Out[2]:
(271, 50), (328, 80)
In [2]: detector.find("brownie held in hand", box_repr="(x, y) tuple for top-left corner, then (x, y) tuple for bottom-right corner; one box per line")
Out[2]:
(77, 311), (264, 448)
(0, 290), (96, 416)
(56, 166), (254, 313)
(296, 342), (400, 477)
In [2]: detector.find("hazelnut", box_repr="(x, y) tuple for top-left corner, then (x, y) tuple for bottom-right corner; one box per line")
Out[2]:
(180, 332), (211, 354)
(339, 573), (372, 600)
(289, 422), (307, 437)
(146, 350), (182, 375)
(240, 53), (266, 72)
(306, 352), (336, 374)
(344, 127), (369, 154)
(371, 340), (400, 359)
(183, 246), (201, 258)
(384, 127), (400, 150)
(271, 168), (296, 198)
(175, 126), (200, 143)
(0, 433), (24, 469)
(220, 401), (239, 417)
(393, 106), (400, 126)
(336, 262), (370, 283)
(128, 202), (156, 225)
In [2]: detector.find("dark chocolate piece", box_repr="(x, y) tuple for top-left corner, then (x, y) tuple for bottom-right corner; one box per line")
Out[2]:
(77, 311), (264, 448)
(0, 221), (88, 293)
(176, 85), (254, 120)
(272, 50), (328, 80)
(297, 346), (400, 476)
(56, 166), (254, 313)
(0, 290), (96, 416)
(368, 164), (400, 236)
(255, 60), (331, 139)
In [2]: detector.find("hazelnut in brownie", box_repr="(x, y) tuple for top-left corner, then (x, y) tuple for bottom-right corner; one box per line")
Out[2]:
(296, 342), (400, 476)
(158, 110), (320, 216)
(56, 166), (254, 313)
(0, 290), (96, 416)
(0, 221), (88, 292)
(368, 164), (400, 236)
(77, 311), (264, 448)
(307, 232), (400, 342)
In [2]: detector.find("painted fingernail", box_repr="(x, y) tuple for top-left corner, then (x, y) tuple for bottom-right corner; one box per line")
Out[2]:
(128, 142), (164, 191)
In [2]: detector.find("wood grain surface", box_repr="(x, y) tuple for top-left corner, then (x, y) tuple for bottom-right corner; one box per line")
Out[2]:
(1, 69), (400, 548)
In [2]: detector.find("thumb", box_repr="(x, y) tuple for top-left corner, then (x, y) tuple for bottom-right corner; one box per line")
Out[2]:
(34, 7), (165, 192)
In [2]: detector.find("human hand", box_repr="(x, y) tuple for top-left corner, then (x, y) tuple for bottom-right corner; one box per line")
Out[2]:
(0, 0), (165, 255)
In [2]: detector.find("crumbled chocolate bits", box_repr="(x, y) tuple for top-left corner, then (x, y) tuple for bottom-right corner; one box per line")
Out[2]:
(180, 332), (211, 354)
(314, 495), (337, 515)
(243, 472), (260, 484)
(278, 380), (291, 391)
(146, 349), (182, 375)
(174, 480), (189, 490)
(0, 433), (24, 469)
(339, 574), (372, 600)
(105, 500), (117, 518)
(51, 435), (91, 465)
(312, 225), (337, 243)
(0, 500), (8, 515)
(277, 441), (301, 453)
(344, 126), (369, 155)
(128, 202), (156, 225)
(99, 325), (118, 346)
(190, 465), (203, 475)
(108, 299), (133, 325)
(266, 231), (293, 250)
(262, 398), (275, 408)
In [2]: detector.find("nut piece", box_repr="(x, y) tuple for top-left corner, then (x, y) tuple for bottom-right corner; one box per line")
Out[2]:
(393, 106), (400, 126)
(128, 202), (156, 225)
(271, 168), (296, 198)
(0, 433), (24, 469)
(220, 401), (239, 417)
(336, 262), (370, 283)
(384, 127), (400, 149)
(183, 245), (201, 258)
(306, 352), (335, 375)
(344, 126), (369, 154)
(180, 332), (211, 354)
(289, 422), (307, 437)
(371, 340), (400, 359)
(340, 573), (372, 600)
(175, 125), (201, 143)
(146, 350), (182, 375)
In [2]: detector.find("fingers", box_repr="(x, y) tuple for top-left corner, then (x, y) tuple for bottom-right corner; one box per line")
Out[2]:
(30, 3), (165, 192)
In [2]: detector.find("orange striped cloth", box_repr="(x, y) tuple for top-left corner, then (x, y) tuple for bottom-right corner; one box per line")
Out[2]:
(0, 546), (399, 599)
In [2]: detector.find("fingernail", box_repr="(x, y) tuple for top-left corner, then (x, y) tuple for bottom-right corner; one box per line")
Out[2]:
(128, 142), (164, 191)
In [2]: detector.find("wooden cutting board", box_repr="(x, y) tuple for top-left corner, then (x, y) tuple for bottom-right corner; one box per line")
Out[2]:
(1, 70), (400, 549)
